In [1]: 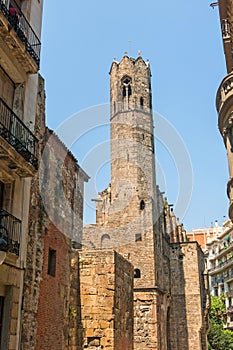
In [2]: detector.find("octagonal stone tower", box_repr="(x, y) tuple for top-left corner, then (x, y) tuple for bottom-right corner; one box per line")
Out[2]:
(91, 54), (161, 292)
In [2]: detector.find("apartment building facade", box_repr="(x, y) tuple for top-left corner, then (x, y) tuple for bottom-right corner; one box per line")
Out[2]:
(0, 1), (43, 348)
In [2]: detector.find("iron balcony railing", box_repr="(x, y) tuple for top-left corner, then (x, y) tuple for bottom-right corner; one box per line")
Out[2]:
(209, 256), (233, 273)
(0, 0), (41, 66)
(225, 271), (233, 282)
(0, 208), (21, 256)
(0, 97), (38, 168)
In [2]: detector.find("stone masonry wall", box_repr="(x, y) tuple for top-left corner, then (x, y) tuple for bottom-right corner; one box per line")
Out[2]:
(133, 290), (158, 350)
(20, 75), (46, 350)
(79, 250), (133, 349)
(114, 252), (134, 350)
(21, 75), (87, 349)
(169, 242), (209, 350)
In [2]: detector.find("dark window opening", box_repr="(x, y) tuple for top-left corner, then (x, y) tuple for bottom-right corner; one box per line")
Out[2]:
(135, 233), (142, 242)
(86, 337), (101, 348)
(0, 296), (4, 347)
(48, 249), (56, 277)
(178, 254), (183, 262)
(123, 77), (131, 85)
(101, 234), (111, 249)
(122, 85), (126, 97)
(0, 182), (4, 208)
(140, 200), (145, 210)
(128, 84), (132, 96)
(229, 127), (233, 152)
(134, 269), (141, 278)
(140, 97), (144, 109)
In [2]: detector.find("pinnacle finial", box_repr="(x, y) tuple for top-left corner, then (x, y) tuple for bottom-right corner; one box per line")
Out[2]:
(124, 51), (128, 56)
(138, 50), (141, 57)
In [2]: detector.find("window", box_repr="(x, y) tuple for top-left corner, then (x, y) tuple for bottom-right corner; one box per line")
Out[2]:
(101, 234), (111, 249)
(134, 269), (141, 278)
(178, 254), (183, 262)
(135, 233), (142, 242)
(122, 85), (126, 97)
(229, 126), (233, 152)
(140, 200), (145, 210)
(0, 182), (4, 208)
(140, 97), (144, 109)
(47, 249), (56, 277)
(0, 296), (4, 348)
(122, 76), (132, 109)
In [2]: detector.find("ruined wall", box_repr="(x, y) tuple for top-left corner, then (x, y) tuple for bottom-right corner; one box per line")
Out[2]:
(114, 253), (134, 350)
(79, 250), (134, 349)
(169, 242), (209, 350)
(133, 290), (158, 350)
(68, 250), (83, 350)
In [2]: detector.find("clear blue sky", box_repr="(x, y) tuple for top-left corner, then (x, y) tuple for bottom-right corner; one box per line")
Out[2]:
(40, 0), (228, 231)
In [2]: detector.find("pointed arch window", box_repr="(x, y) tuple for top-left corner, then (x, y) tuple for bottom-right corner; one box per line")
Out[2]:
(121, 76), (132, 109)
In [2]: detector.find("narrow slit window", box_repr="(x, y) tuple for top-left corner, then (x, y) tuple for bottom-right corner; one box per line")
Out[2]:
(134, 269), (141, 278)
(135, 233), (142, 242)
(140, 97), (144, 109)
(48, 249), (56, 277)
(140, 200), (145, 210)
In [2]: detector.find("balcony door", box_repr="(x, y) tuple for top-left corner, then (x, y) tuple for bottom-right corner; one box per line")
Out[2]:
(0, 66), (14, 108)
(0, 296), (5, 350)
(0, 182), (3, 209)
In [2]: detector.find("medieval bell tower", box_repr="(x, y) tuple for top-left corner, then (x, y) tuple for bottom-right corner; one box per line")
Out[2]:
(109, 53), (156, 208)
(89, 53), (164, 292)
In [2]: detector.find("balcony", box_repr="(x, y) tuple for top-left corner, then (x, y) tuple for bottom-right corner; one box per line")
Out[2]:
(0, 208), (21, 256)
(209, 256), (233, 275)
(225, 271), (233, 283)
(0, 0), (41, 77)
(216, 73), (233, 134)
(0, 97), (38, 177)
(226, 289), (233, 297)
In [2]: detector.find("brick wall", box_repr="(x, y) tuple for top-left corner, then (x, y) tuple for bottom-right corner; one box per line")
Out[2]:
(35, 224), (71, 350)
